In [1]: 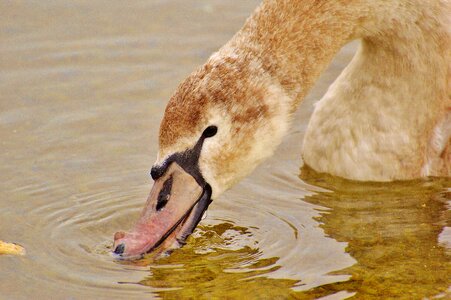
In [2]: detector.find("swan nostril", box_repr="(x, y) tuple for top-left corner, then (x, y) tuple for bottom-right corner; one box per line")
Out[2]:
(113, 243), (125, 255)
(156, 176), (173, 211)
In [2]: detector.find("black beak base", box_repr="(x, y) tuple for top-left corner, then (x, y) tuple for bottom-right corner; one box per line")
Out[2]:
(176, 184), (213, 245)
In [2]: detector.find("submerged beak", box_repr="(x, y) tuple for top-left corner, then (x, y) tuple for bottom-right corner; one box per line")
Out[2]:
(113, 162), (212, 259)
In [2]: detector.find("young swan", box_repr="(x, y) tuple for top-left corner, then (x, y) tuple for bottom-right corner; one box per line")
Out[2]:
(113, 0), (450, 258)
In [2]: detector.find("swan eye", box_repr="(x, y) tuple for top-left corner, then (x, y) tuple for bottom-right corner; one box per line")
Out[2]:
(203, 125), (218, 138)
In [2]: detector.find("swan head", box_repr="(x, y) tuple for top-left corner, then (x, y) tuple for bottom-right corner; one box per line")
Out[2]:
(113, 51), (291, 258)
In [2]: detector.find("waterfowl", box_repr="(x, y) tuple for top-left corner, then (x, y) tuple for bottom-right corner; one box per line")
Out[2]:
(113, 0), (450, 258)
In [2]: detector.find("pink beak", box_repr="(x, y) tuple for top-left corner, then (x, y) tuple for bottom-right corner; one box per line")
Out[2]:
(113, 162), (211, 259)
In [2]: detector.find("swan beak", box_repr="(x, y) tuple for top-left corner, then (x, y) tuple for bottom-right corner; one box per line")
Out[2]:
(112, 162), (212, 259)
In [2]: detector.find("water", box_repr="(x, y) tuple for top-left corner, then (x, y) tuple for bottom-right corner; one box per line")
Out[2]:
(0, 1), (449, 299)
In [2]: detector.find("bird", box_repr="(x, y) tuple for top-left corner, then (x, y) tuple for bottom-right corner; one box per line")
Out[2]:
(113, 0), (450, 259)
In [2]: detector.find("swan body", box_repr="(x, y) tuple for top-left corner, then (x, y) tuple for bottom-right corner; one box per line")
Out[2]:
(113, 0), (450, 258)
(302, 2), (451, 181)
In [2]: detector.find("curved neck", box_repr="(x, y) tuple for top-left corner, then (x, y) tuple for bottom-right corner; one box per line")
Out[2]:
(234, 0), (363, 103)
(229, 0), (448, 109)
(223, 0), (449, 180)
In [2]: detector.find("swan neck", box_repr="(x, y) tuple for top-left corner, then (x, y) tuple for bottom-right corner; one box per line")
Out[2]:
(235, 0), (361, 104)
(232, 0), (448, 108)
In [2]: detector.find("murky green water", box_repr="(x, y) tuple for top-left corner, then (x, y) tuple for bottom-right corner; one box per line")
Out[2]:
(0, 1), (449, 299)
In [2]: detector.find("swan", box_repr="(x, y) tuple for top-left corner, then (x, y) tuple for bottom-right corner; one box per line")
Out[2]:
(113, 0), (450, 258)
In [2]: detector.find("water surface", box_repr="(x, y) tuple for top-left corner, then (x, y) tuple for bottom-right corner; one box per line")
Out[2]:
(0, 1), (449, 299)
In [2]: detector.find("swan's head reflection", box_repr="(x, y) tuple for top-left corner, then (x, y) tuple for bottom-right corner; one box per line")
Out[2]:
(116, 167), (449, 299)
(119, 222), (300, 298)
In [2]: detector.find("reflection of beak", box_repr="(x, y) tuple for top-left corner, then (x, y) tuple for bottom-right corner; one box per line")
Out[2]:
(113, 162), (212, 259)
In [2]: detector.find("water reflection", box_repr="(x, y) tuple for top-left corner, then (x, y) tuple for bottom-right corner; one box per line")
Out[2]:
(114, 167), (449, 299)
(299, 166), (450, 299)
(133, 222), (299, 299)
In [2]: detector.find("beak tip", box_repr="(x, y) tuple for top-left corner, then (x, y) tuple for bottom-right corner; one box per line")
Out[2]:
(113, 243), (125, 255)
